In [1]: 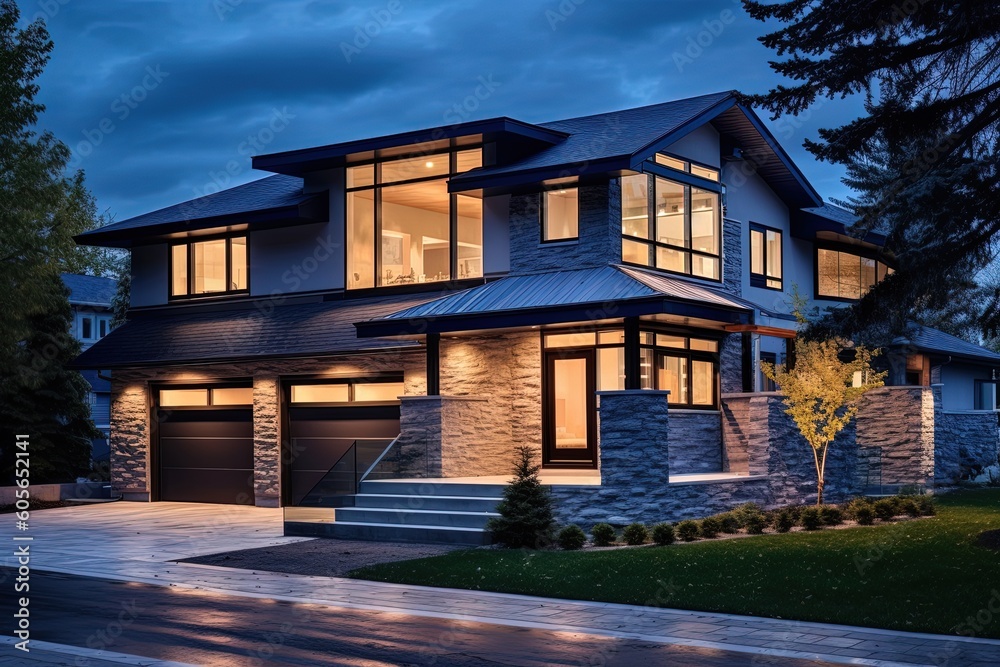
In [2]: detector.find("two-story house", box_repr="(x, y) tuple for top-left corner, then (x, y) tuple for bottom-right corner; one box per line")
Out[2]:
(73, 91), (1000, 543)
(62, 272), (116, 464)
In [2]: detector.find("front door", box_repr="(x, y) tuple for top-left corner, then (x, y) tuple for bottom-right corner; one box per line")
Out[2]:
(543, 350), (597, 467)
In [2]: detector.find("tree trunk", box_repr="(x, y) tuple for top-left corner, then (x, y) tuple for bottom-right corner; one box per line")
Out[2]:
(816, 478), (824, 506)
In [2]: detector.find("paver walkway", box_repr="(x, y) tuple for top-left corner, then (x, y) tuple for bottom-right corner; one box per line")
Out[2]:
(5, 502), (1000, 667)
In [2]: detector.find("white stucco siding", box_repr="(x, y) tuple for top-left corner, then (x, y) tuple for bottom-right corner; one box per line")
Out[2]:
(663, 124), (721, 168)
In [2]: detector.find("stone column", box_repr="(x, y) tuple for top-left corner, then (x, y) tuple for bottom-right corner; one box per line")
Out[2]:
(856, 386), (936, 487)
(252, 374), (281, 507)
(110, 377), (151, 501)
(596, 390), (670, 493)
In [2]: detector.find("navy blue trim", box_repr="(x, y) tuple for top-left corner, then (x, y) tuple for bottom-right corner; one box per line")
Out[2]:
(630, 95), (737, 165)
(447, 156), (630, 194)
(640, 162), (724, 192)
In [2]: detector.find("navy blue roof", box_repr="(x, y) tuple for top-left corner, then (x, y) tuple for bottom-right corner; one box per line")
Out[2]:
(909, 324), (1000, 364)
(61, 273), (116, 306)
(71, 294), (435, 369)
(355, 265), (751, 336)
(75, 175), (327, 248)
(794, 203), (888, 246)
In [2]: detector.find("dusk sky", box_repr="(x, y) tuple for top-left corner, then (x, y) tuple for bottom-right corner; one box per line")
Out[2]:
(30, 0), (865, 223)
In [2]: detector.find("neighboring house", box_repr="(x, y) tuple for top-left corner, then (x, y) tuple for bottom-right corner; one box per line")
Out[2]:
(72, 91), (1000, 542)
(62, 273), (117, 463)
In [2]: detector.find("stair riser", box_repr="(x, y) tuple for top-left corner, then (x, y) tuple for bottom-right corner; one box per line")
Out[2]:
(326, 523), (491, 546)
(359, 480), (507, 498)
(354, 495), (499, 512)
(335, 508), (496, 528)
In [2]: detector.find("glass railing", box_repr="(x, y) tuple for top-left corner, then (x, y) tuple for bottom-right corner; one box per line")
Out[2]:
(362, 435), (432, 481)
(293, 437), (397, 508)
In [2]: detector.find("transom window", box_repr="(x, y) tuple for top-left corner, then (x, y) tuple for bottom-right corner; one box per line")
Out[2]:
(750, 223), (783, 290)
(621, 173), (721, 280)
(289, 380), (405, 404)
(652, 153), (720, 181)
(170, 235), (248, 298)
(816, 247), (894, 300)
(543, 329), (719, 408)
(346, 148), (483, 289)
(159, 386), (253, 407)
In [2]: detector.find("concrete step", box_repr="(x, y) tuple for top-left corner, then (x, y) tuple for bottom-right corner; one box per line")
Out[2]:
(335, 507), (499, 528)
(353, 493), (501, 512)
(359, 480), (508, 498)
(324, 521), (491, 546)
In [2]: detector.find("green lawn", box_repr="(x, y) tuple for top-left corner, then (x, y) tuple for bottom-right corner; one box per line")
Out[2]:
(350, 489), (1000, 637)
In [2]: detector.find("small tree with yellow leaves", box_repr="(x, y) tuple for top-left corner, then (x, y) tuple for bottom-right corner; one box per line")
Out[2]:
(761, 340), (886, 505)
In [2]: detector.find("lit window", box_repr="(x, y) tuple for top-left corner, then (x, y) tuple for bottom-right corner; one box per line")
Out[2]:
(621, 173), (720, 280)
(159, 387), (252, 407)
(816, 247), (893, 300)
(159, 389), (209, 407)
(652, 154), (719, 181)
(542, 188), (579, 241)
(290, 384), (349, 403)
(289, 381), (404, 403)
(346, 148), (484, 289)
(211, 387), (253, 405)
(170, 236), (248, 297)
(354, 382), (404, 402)
(750, 223), (783, 290)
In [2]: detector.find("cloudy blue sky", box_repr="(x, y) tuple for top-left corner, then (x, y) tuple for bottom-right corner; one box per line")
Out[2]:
(28, 0), (863, 223)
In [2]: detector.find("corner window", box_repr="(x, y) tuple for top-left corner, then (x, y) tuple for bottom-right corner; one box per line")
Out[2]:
(170, 235), (248, 298)
(346, 148), (483, 289)
(816, 247), (893, 300)
(750, 223), (782, 290)
(621, 173), (721, 281)
(542, 187), (579, 242)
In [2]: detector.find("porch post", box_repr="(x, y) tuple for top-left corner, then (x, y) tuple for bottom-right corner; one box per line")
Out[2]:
(426, 333), (441, 396)
(741, 332), (753, 392)
(624, 316), (641, 390)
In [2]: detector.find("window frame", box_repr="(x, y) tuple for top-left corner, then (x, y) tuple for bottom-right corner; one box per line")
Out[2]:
(749, 222), (783, 291)
(814, 243), (894, 302)
(344, 145), (485, 291)
(80, 315), (94, 340)
(168, 233), (250, 300)
(285, 374), (406, 406)
(620, 172), (723, 283)
(540, 186), (580, 243)
(974, 379), (998, 411)
(155, 381), (254, 409)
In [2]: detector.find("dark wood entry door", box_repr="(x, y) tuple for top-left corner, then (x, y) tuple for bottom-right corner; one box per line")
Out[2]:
(543, 350), (597, 467)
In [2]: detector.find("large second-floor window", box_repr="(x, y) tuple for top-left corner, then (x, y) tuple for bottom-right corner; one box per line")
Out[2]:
(816, 247), (893, 300)
(170, 235), (248, 298)
(620, 173), (720, 280)
(347, 148), (483, 289)
(750, 223), (782, 290)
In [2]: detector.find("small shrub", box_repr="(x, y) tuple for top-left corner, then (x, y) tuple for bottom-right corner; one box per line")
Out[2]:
(622, 522), (649, 546)
(854, 504), (875, 525)
(898, 497), (921, 517)
(743, 511), (769, 534)
(774, 510), (795, 533)
(733, 502), (764, 527)
(846, 497), (872, 520)
(486, 446), (556, 548)
(917, 496), (936, 516)
(716, 512), (741, 534)
(820, 505), (844, 526)
(699, 516), (722, 539)
(873, 498), (897, 521)
(557, 524), (586, 550)
(800, 506), (823, 530)
(677, 520), (700, 542)
(651, 522), (675, 546)
(591, 523), (616, 547)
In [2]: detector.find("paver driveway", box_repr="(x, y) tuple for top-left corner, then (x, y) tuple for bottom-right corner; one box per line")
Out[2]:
(2, 501), (305, 572)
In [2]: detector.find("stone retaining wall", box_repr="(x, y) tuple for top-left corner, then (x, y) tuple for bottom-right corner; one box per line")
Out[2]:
(667, 411), (722, 473)
(935, 410), (999, 484)
(856, 386), (935, 487)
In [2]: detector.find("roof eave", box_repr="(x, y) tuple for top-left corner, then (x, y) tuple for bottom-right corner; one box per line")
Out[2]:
(448, 156), (633, 194)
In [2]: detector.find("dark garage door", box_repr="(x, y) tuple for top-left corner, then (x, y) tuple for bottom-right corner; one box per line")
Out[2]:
(286, 404), (400, 505)
(156, 408), (254, 505)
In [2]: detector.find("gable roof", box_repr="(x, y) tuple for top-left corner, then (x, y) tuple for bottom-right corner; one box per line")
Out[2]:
(61, 273), (117, 307)
(75, 175), (327, 248)
(71, 293), (435, 369)
(908, 324), (1000, 364)
(354, 265), (751, 337)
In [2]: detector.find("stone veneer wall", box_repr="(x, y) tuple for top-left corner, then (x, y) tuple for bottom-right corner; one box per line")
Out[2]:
(109, 351), (426, 505)
(719, 333), (744, 394)
(721, 217), (742, 297)
(508, 181), (620, 275)
(932, 385), (1000, 483)
(856, 386), (936, 487)
(720, 394), (751, 473)
(667, 411), (723, 473)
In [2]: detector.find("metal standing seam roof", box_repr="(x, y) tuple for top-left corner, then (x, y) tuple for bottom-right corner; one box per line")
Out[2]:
(367, 265), (751, 323)
(909, 324), (1000, 364)
(70, 293), (438, 369)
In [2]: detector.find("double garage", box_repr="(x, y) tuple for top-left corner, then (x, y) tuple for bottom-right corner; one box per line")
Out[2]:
(152, 378), (403, 505)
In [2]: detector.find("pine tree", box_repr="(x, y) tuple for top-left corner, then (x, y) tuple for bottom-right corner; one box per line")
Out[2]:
(743, 0), (1000, 343)
(486, 446), (556, 548)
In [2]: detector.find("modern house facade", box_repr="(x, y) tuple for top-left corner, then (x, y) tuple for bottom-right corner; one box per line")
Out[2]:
(74, 91), (1000, 541)
(62, 272), (117, 463)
